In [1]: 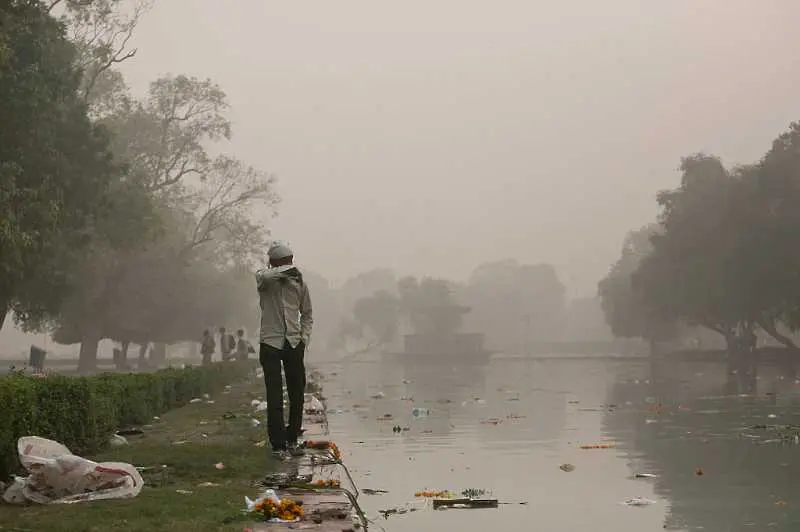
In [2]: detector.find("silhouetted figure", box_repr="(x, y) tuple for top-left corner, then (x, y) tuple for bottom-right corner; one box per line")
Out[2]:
(236, 328), (255, 361)
(219, 327), (235, 361)
(201, 330), (215, 365)
(256, 242), (313, 458)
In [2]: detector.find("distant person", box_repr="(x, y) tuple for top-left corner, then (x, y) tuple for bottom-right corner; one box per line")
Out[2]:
(219, 326), (235, 362)
(256, 242), (313, 458)
(235, 328), (255, 361)
(201, 330), (215, 365)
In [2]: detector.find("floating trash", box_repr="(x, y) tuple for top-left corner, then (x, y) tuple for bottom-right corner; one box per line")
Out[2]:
(415, 490), (455, 498)
(362, 488), (389, 495)
(579, 443), (615, 449)
(623, 497), (656, 507)
(434, 498), (498, 510)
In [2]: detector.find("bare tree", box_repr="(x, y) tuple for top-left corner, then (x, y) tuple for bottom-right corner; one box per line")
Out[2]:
(183, 156), (278, 265)
(53, 0), (153, 105)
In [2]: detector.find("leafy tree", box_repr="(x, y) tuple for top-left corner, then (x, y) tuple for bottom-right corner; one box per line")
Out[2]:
(396, 276), (468, 335)
(460, 260), (566, 352)
(632, 155), (746, 349)
(598, 224), (677, 352)
(748, 123), (800, 347)
(51, 75), (277, 370)
(0, 0), (117, 330)
(337, 275), (467, 351)
(352, 290), (400, 344)
(628, 154), (791, 352)
(339, 268), (396, 312)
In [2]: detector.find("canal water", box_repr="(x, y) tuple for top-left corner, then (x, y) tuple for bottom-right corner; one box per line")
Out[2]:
(313, 354), (800, 532)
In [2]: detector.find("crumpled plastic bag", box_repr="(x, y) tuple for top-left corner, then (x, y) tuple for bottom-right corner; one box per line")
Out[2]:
(304, 395), (325, 413)
(622, 496), (656, 507)
(2, 476), (27, 504)
(245, 488), (280, 511)
(3, 436), (144, 504)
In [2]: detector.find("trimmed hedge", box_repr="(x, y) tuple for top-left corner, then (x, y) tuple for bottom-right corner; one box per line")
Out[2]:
(0, 360), (256, 480)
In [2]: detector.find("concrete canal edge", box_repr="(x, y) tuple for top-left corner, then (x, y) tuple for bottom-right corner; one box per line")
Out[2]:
(245, 387), (369, 531)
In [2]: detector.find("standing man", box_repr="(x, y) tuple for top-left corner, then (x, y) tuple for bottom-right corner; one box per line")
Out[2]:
(201, 329), (215, 365)
(219, 327), (236, 361)
(235, 328), (255, 361)
(256, 242), (313, 458)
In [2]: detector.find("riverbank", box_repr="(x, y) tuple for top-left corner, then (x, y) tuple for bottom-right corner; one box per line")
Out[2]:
(0, 374), (280, 531)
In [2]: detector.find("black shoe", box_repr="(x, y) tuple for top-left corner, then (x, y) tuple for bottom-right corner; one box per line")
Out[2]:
(272, 449), (291, 461)
(286, 441), (305, 457)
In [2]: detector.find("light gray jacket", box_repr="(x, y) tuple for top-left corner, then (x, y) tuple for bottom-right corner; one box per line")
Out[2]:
(255, 265), (313, 349)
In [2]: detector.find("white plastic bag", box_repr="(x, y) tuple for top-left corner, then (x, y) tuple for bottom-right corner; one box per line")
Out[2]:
(305, 395), (325, 414)
(305, 395), (325, 413)
(244, 489), (300, 523)
(2, 476), (27, 504)
(5, 436), (144, 504)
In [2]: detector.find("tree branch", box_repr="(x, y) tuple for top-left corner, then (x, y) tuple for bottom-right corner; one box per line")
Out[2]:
(47, 0), (65, 13)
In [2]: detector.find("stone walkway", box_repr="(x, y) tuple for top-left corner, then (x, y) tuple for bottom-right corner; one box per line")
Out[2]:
(246, 393), (367, 531)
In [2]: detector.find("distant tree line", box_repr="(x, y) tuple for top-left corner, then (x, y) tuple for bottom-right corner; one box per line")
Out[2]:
(599, 124), (800, 355)
(0, 1), (276, 369)
(327, 261), (581, 354)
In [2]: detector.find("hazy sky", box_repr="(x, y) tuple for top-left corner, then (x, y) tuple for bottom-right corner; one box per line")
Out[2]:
(120, 0), (800, 296)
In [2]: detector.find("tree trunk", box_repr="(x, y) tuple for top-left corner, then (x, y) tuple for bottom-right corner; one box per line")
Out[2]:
(756, 318), (799, 350)
(121, 341), (130, 368)
(722, 330), (741, 355)
(78, 333), (101, 373)
(138, 343), (149, 369)
(0, 299), (9, 332)
(152, 342), (167, 367)
(647, 338), (660, 356)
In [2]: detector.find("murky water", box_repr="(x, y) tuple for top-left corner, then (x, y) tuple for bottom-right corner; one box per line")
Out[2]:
(313, 354), (800, 532)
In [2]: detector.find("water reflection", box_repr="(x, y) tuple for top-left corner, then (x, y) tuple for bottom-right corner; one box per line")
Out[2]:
(316, 354), (800, 531)
(322, 355), (664, 531)
(603, 358), (800, 531)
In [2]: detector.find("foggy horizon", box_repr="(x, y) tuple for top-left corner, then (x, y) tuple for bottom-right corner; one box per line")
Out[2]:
(111, 0), (800, 295)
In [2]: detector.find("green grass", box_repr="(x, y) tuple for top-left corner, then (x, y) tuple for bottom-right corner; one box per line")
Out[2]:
(0, 377), (280, 532)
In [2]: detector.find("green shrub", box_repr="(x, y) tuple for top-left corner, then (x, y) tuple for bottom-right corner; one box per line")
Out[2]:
(0, 361), (256, 480)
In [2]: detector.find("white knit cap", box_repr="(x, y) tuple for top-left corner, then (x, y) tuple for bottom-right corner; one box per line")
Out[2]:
(268, 242), (293, 260)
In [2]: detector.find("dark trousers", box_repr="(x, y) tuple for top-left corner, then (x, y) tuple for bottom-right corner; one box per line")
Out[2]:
(259, 340), (306, 450)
